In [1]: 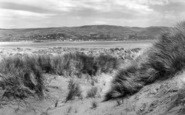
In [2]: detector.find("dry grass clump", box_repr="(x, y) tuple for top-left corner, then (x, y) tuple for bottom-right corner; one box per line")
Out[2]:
(77, 53), (97, 76)
(37, 54), (54, 74)
(86, 87), (98, 98)
(50, 55), (64, 75)
(91, 101), (98, 109)
(50, 52), (119, 77)
(0, 49), (119, 101)
(61, 52), (96, 77)
(48, 52), (119, 77)
(60, 52), (119, 77)
(0, 55), (44, 99)
(65, 79), (82, 102)
(104, 21), (185, 101)
(95, 54), (119, 74)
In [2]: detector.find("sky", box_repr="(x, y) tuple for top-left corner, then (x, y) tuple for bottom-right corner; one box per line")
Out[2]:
(0, 0), (185, 28)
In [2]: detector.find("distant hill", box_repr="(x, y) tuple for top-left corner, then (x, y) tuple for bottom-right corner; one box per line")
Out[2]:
(0, 25), (171, 41)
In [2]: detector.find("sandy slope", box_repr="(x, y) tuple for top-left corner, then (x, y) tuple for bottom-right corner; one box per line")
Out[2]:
(0, 72), (182, 115)
(0, 46), (184, 115)
(46, 74), (182, 115)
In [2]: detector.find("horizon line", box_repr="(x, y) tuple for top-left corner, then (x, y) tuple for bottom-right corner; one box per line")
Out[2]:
(0, 24), (171, 30)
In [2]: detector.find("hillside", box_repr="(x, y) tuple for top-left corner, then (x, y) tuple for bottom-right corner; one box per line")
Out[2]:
(0, 25), (171, 41)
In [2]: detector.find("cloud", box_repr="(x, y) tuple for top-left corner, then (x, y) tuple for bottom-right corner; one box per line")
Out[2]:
(150, 1), (185, 14)
(0, 0), (184, 28)
(0, 0), (154, 14)
(0, 2), (56, 14)
(112, 0), (153, 13)
(0, 8), (53, 28)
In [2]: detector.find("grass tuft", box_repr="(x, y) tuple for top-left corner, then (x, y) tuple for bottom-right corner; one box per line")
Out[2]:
(104, 21), (185, 101)
(65, 79), (82, 102)
(0, 55), (44, 99)
(91, 101), (98, 109)
(86, 87), (98, 98)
